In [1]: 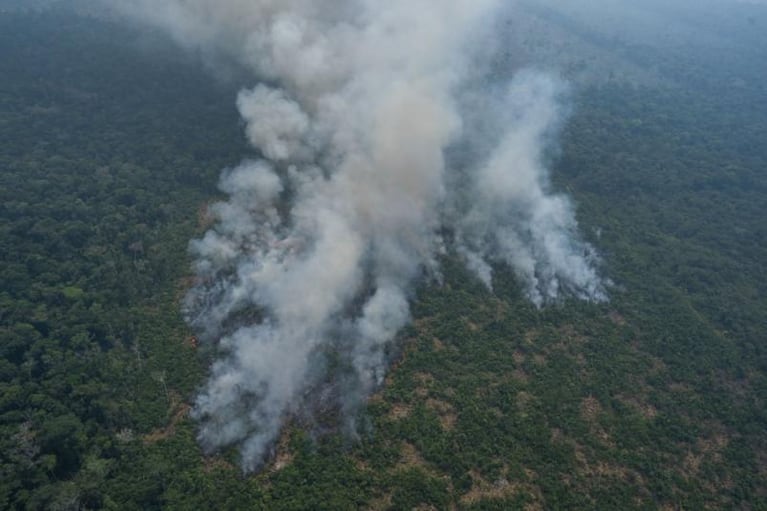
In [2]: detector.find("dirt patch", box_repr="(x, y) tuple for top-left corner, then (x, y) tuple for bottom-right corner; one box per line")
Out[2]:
(413, 317), (436, 331)
(683, 451), (704, 475)
(461, 469), (518, 505)
(548, 325), (589, 356)
(354, 457), (370, 472)
(559, 324), (588, 344)
(175, 275), (199, 303)
(718, 371), (752, 404)
(669, 382), (693, 393)
(523, 329), (540, 345)
(426, 398), (457, 430)
(389, 403), (413, 420)
(391, 441), (453, 483)
(608, 311), (627, 326)
(489, 407), (504, 418)
(685, 431), (738, 496)
(413, 372), (435, 386)
(143, 402), (191, 445)
(591, 461), (633, 479)
(382, 335), (421, 386)
(579, 396), (614, 447)
(197, 202), (215, 230)
(366, 493), (393, 511)
(647, 355), (667, 375)
(203, 456), (236, 474)
(399, 441), (428, 469)
(699, 434), (729, 459)
(460, 467), (543, 509)
(572, 439), (646, 490)
(512, 350), (526, 364)
(261, 428), (299, 473)
(511, 368), (529, 384)
(413, 372), (435, 398)
(184, 335), (199, 349)
(580, 396), (601, 423)
(617, 394), (658, 420)
(516, 391), (534, 411)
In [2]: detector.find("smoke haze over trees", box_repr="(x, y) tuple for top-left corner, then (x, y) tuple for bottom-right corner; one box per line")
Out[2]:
(110, 0), (607, 470)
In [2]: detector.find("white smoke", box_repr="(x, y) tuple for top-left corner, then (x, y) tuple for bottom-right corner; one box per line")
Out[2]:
(455, 71), (607, 306)
(112, 0), (607, 471)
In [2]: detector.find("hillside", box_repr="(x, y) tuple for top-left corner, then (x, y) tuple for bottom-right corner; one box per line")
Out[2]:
(1, 6), (766, 510)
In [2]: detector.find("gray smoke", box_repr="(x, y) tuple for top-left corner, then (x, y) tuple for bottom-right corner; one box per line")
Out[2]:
(455, 71), (606, 306)
(113, 0), (606, 471)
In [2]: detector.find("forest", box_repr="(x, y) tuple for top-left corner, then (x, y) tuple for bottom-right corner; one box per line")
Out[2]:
(1, 5), (766, 510)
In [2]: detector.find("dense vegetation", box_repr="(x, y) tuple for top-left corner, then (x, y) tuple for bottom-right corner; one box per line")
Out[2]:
(1, 8), (766, 510)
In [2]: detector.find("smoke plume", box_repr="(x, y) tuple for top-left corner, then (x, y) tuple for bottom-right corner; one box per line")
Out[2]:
(454, 71), (606, 306)
(114, 0), (606, 471)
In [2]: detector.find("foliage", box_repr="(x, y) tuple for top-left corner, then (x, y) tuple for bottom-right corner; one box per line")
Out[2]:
(1, 7), (766, 511)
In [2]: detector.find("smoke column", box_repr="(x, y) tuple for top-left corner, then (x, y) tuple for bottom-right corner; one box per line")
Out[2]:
(454, 71), (606, 306)
(114, 0), (607, 471)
